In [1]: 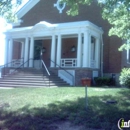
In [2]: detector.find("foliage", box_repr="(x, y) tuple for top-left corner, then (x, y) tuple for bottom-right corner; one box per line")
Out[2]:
(62, 0), (92, 16)
(101, 0), (130, 50)
(119, 68), (130, 88)
(62, 0), (130, 50)
(1, 0), (130, 51)
(94, 77), (115, 86)
(0, 0), (22, 22)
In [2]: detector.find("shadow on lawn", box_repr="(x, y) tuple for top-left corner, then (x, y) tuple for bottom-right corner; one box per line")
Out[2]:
(0, 89), (130, 130)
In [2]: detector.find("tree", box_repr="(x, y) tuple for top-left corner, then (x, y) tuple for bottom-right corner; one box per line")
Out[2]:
(1, 0), (130, 49)
(0, 0), (22, 22)
(62, 0), (130, 50)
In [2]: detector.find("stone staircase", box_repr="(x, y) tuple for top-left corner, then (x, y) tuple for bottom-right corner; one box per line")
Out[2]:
(0, 68), (70, 88)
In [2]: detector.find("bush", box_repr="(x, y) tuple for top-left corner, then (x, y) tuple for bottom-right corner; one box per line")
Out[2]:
(119, 68), (130, 88)
(94, 77), (115, 86)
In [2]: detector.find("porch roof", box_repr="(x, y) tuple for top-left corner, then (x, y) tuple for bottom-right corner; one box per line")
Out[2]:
(5, 21), (103, 38)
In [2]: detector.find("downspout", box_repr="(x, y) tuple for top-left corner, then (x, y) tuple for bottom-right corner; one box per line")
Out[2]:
(100, 33), (104, 77)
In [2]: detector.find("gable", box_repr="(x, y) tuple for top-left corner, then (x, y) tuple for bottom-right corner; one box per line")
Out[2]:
(15, 0), (122, 73)
(17, 0), (40, 19)
(18, 0), (104, 27)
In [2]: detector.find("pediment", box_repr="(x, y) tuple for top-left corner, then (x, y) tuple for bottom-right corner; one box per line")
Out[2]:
(32, 21), (55, 32)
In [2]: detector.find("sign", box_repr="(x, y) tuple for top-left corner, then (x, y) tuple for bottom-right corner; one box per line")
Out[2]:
(118, 118), (130, 130)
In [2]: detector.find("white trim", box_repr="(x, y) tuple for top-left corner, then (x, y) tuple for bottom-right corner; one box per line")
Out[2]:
(5, 21), (103, 39)
(29, 37), (34, 67)
(17, 0), (40, 19)
(58, 70), (75, 85)
(54, 0), (66, 13)
(5, 21), (103, 70)
(61, 58), (77, 68)
(8, 39), (13, 67)
(21, 42), (24, 59)
(51, 35), (56, 67)
(6, 21), (103, 32)
(24, 37), (29, 67)
(12, 19), (23, 27)
(83, 30), (89, 67)
(12, 59), (24, 67)
(77, 32), (82, 67)
(95, 38), (100, 68)
(56, 34), (62, 67)
(4, 38), (9, 65)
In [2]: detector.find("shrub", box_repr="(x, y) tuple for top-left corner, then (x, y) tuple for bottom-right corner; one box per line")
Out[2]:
(94, 77), (115, 86)
(119, 68), (130, 88)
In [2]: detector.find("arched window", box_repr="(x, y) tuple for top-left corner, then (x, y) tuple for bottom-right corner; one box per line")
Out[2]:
(54, 0), (66, 13)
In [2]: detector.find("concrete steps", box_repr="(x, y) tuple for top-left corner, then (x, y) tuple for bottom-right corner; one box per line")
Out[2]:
(0, 68), (70, 88)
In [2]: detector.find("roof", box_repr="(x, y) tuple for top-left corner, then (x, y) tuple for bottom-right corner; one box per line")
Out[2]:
(5, 21), (103, 39)
(17, 0), (40, 19)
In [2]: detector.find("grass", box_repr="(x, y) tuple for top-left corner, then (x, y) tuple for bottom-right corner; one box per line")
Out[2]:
(0, 87), (130, 130)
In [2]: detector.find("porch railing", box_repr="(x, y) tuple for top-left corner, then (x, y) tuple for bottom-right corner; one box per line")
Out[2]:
(0, 58), (24, 78)
(11, 59), (24, 67)
(91, 60), (96, 68)
(50, 58), (75, 86)
(61, 58), (77, 68)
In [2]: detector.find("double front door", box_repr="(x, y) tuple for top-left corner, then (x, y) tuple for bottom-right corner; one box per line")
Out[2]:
(34, 39), (51, 68)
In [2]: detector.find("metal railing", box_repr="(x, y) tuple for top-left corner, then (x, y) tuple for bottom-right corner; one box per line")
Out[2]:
(41, 59), (50, 87)
(1, 58), (50, 87)
(61, 58), (77, 68)
(0, 58), (24, 78)
(4, 58), (34, 77)
(11, 59), (24, 67)
(91, 60), (96, 68)
(50, 58), (75, 86)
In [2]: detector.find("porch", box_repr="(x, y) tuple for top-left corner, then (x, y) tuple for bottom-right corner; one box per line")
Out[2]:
(4, 21), (103, 69)
(4, 21), (103, 86)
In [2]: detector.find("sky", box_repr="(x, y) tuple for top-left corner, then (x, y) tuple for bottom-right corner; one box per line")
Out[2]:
(0, 18), (12, 65)
(0, 0), (29, 65)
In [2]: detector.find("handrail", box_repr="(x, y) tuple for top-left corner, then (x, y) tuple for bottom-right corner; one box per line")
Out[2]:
(0, 58), (24, 77)
(49, 58), (75, 86)
(41, 59), (50, 87)
(41, 60), (50, 76)
(0, 58), (24, 68)
(3, 58), (33, 77)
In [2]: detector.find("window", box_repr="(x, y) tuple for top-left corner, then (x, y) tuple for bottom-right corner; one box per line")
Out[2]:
(54, 0), (66, 13)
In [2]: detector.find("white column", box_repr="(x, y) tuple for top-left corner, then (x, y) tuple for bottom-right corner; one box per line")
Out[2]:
(21, 42), (24, 59)
(51, 35), (56, 67)
(83, 30), (89, 67)
(4, 38), (9, 66)
(24, 37), (29, 67)
(29, 36), (34, 67)
(77, 33), (82, 67)
(8, 39), (13, 67)
(56, 34), (62, 67)
(88, 36), (92, 68)
(95, 38), (100, 68)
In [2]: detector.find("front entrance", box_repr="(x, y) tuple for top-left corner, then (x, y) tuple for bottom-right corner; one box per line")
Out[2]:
(34, 39), (51, 68)
(34, 40), (42, 68)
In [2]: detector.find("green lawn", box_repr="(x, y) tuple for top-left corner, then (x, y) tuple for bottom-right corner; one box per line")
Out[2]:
(0, 87), (130, 130)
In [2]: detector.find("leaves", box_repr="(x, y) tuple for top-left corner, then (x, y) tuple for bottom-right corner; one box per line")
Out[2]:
(119, 68), (130, 88)
(63, 0), (130, 49)
(0, 0), (22, 22)
(61, 0), (92, 15)
(102, 0), (130, 40)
